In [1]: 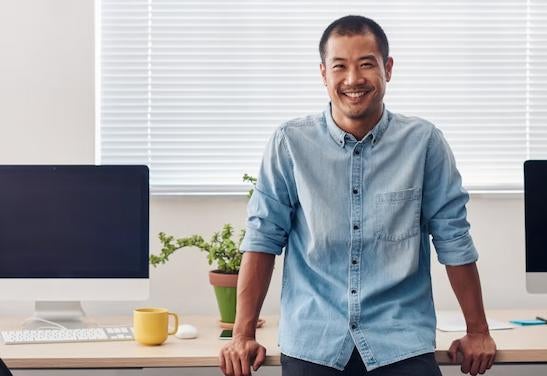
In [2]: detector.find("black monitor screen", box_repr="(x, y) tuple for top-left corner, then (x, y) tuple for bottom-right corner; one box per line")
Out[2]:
(0, 165), (149, 278)
(524, 160), (547, 273)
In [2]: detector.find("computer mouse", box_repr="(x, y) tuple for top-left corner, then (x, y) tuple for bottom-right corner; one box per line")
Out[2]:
(175, 324), (198, 339)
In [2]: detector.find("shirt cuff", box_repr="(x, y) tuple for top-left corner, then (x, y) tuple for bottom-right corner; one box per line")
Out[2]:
(433, 232), (479, 265)
(240, 230), (284, 256)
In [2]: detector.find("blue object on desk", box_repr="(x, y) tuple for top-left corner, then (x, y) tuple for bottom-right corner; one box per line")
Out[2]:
(509, 319), (547, 326)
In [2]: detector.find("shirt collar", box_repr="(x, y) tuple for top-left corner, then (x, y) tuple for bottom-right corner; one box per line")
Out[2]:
(324, 103), (389, 148)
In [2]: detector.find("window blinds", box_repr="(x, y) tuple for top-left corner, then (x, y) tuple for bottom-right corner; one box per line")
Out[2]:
(99, 0), (547, 194)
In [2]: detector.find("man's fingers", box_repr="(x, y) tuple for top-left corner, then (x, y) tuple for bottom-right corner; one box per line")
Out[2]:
(447, 340), (460, 363)
(230, 351), (243, 376)
(218, 340), (266, 376)
(469, 354), (482, 376)
(461, 352), (473, 374)
(487, 353), (495, 369)
(478, 354), (490, 374)
(224, 352), (234, 376)
(219, 350), (226, 374)
(240, 354), (251, 376)
(253, 346), (266, 371)
(489, 345), (496, 370)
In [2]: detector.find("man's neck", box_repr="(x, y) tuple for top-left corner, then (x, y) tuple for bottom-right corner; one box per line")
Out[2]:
(332, 106), (383, 141)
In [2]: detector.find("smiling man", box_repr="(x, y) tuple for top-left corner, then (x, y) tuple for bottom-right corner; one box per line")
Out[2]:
(220, 15), (496, 376)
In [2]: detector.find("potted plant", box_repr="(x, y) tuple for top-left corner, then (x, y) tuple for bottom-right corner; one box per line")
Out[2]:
(149, 174), (257, 325)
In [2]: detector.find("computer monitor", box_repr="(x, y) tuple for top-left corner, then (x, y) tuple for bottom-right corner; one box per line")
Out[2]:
(0, 165), (149, 322)
(524, 160), (547, 293)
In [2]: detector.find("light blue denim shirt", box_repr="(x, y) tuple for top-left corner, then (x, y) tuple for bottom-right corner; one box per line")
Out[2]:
(240, 104), (478, 371)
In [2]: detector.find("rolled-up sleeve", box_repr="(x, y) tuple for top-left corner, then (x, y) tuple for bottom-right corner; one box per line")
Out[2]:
(240, 127), (297, 255)
(422, 127), (479, 265)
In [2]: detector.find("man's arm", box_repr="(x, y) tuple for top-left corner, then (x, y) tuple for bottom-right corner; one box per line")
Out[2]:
(446, 262), (496, 376)
(234, 251), (275, 338)
(220, 128), (295, 376)
(219, 251), (275, 376)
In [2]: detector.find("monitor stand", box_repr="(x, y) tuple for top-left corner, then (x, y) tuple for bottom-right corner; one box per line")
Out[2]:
(24, 301), (92, 329)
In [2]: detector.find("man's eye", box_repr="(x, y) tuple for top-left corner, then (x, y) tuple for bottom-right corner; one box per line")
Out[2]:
(361, 63), (373, 68)
(333, 65), (344, 70)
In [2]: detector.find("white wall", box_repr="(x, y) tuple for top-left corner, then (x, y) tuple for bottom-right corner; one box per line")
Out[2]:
(0, 0), (95, 164)
(1, 0), (547, 321)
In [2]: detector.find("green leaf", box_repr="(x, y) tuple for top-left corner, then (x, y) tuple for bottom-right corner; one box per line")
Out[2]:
(149, 174), (257, 272)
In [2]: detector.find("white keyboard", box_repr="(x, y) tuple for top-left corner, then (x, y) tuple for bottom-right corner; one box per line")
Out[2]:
(1, 326), (134, 345)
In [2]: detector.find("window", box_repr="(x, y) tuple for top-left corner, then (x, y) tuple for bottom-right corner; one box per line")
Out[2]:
(98, 0), (547, 194)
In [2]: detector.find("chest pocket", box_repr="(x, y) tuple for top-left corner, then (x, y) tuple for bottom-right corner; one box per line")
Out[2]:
(375, 187), (422, 241)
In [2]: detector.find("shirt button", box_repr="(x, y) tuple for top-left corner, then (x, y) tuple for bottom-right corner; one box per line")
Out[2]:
(351, 324), (357, 330)
(352, 188), (358, 194)
(351, 289), (357, 294)
(354, 150), (360, 155)
(352, 259), (357, 265)
(353, 225), (359, 230)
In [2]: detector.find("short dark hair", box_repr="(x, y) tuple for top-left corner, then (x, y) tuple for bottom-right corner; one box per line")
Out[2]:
(319, 15), (389, 64)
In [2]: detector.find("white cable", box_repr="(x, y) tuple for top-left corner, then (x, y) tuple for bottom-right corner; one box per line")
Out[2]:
(22, 317), (68, 330)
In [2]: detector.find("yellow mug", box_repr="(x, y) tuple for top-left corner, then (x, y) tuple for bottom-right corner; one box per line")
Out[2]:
(133, 307), (179, 345)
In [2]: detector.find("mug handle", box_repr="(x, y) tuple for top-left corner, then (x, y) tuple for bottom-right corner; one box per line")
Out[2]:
(168, 312), (179, 335)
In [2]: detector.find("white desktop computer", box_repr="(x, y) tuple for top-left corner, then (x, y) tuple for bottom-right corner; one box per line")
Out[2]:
(0, 165), (149, 324)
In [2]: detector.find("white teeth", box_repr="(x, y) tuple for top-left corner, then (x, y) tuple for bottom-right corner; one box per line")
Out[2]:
(344, 92), (365, 98)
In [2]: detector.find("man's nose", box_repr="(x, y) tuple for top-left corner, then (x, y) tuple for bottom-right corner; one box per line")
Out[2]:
(345, 66), (366, 86)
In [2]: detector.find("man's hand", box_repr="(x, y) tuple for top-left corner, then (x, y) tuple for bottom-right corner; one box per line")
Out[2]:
(448, 331), (496, 375)
(219, 335), (267, 376)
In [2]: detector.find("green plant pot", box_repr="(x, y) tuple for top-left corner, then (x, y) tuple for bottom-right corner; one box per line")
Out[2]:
(213, 286), (237, 323)
(209, 270), (238, 324)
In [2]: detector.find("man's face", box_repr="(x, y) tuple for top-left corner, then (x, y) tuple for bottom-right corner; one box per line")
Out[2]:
(320, 33), (393, 127)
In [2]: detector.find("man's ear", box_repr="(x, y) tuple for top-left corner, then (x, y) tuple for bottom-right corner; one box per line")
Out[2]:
(385, 56), (394, 82)
(320, 63), (327, 86)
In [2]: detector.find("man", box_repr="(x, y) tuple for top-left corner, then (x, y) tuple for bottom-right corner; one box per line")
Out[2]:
(220, 15), (496, 376)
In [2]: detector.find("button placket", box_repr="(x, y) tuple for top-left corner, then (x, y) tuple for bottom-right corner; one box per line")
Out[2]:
(349, 143), (363, 326)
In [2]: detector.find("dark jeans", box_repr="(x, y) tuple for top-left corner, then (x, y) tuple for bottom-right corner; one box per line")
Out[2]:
(0, 359), (12, 376)
(281, 347), (442, 376)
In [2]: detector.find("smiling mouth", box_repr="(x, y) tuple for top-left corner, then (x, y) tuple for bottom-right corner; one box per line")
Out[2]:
(344, 92), (366, 98)
(341, 90), (372, 100)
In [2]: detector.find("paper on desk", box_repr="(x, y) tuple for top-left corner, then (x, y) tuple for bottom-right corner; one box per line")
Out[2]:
(436, 310), (517, 332)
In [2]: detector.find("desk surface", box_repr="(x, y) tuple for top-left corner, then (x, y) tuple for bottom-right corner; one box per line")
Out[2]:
(1, 310), (547, 369)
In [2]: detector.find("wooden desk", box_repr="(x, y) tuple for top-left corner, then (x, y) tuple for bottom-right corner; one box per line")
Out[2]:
(1, 310), (547, 369)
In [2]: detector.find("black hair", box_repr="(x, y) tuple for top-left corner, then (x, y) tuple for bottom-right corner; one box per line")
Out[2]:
(319, 15), (389, 64)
